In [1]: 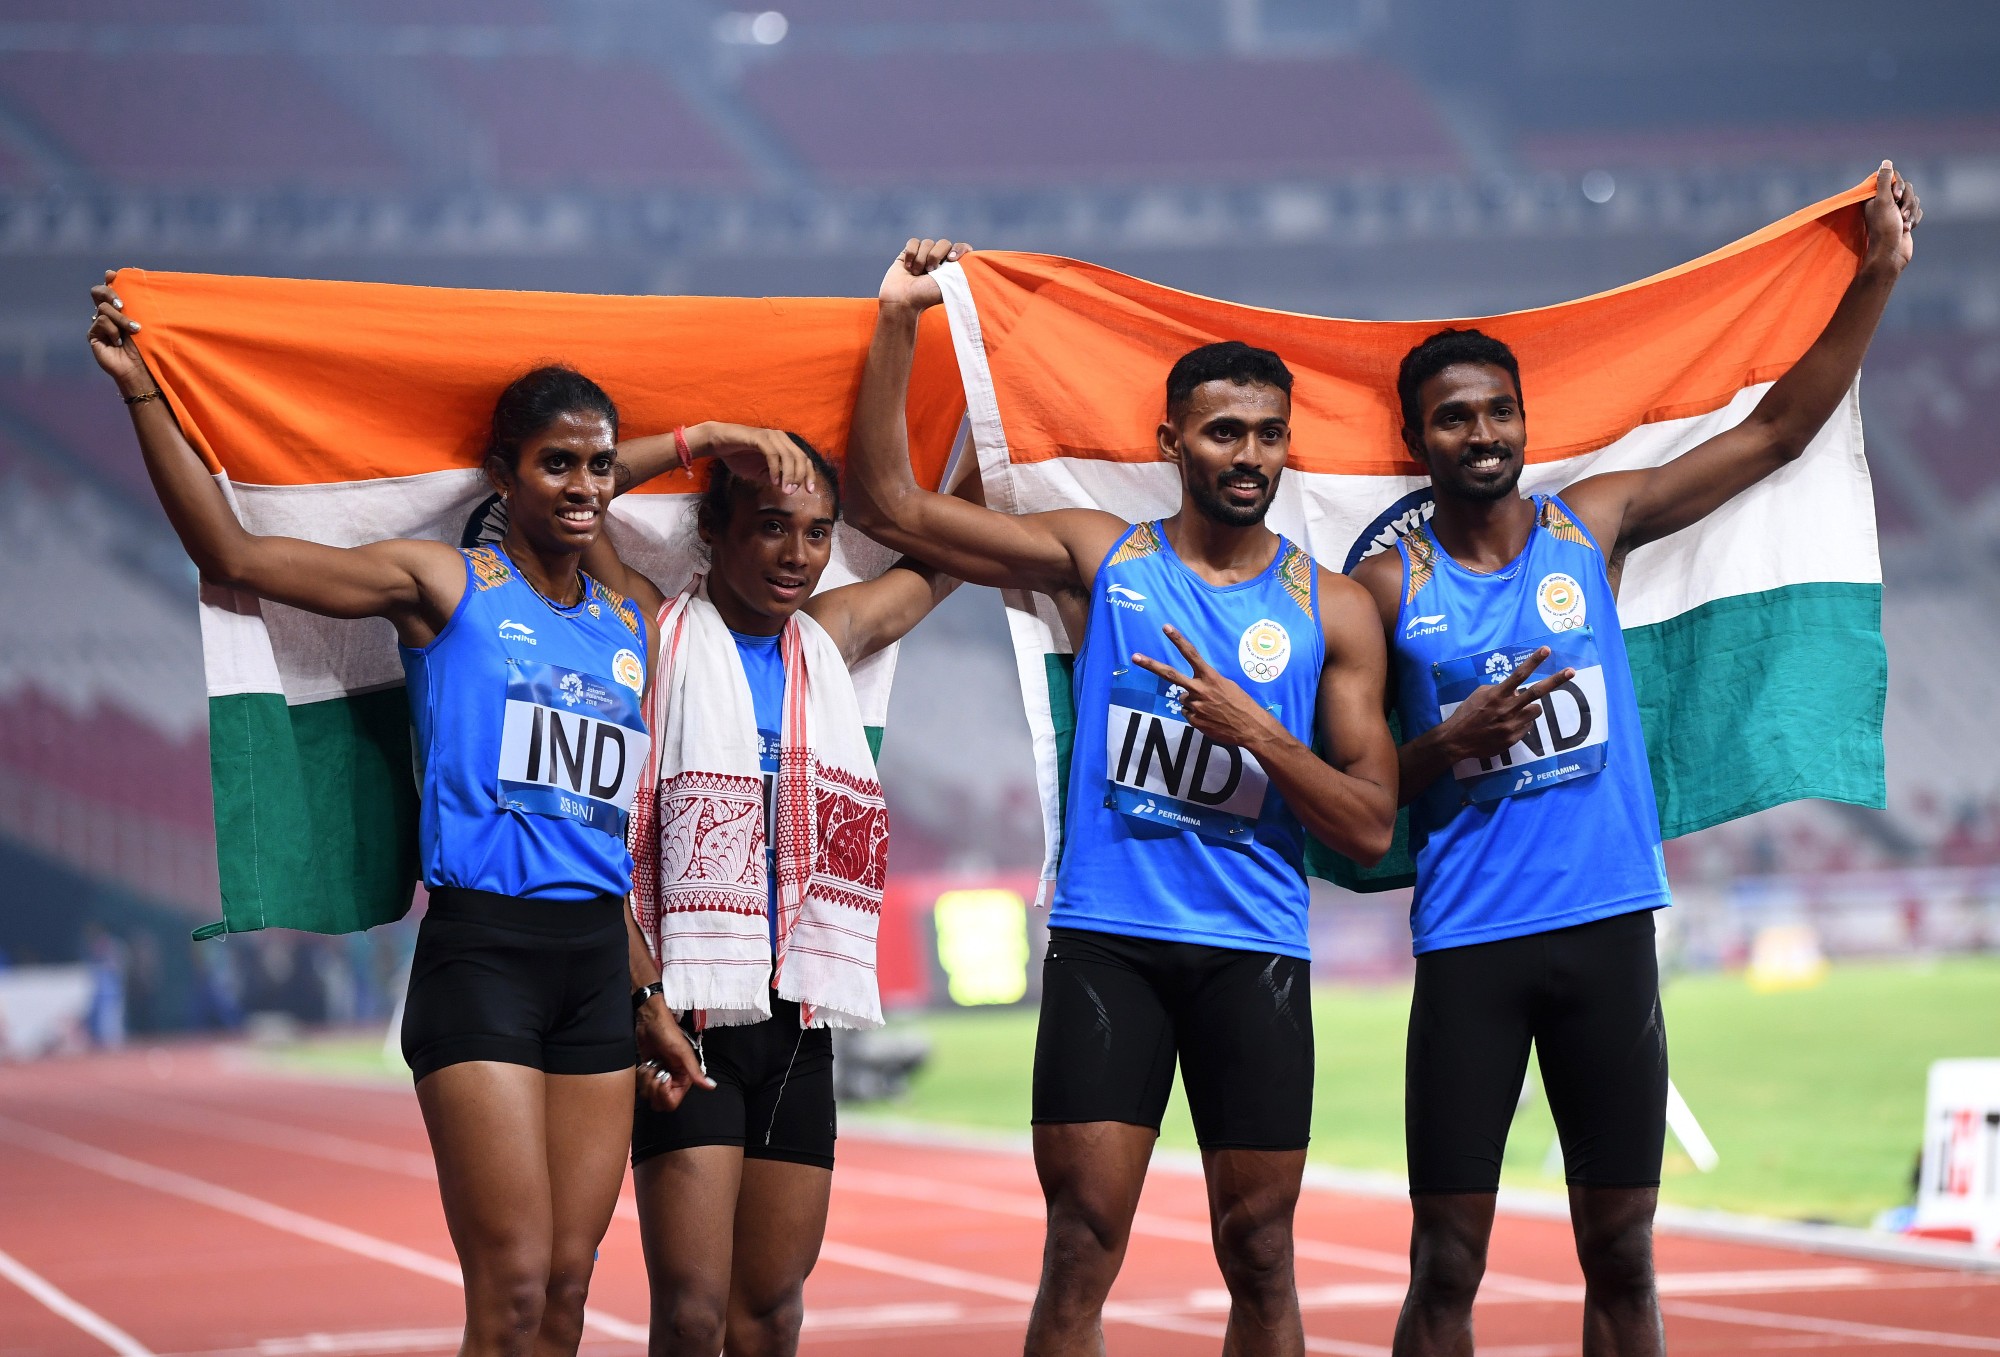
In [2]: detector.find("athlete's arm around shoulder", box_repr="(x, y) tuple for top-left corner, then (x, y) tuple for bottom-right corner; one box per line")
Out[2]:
(89, 273), (464, 649)
(1561, 163), (1920, 572)
(844, 239), (1126, 607)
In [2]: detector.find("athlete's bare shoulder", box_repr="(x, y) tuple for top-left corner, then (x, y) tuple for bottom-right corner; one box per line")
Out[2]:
(1052, 507), (1136, 594)
(1316, 566), (1388, 652)
(1346, 549), (1403, 633)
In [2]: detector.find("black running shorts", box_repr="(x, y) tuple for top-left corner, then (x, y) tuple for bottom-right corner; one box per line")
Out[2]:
(1405, 906), (1667, 1195)
(1031, 926), (1314, 1152)
(399, 887), (637, 1083)
(631, 992), (836, 1171)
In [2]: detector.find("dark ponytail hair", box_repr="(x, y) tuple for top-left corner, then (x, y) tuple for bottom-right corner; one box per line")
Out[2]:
(695, 432), (842, 539)
(484, 365), (619, 477)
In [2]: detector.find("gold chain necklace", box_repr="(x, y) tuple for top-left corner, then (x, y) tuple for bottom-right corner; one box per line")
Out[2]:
(502, 546), (586, 612)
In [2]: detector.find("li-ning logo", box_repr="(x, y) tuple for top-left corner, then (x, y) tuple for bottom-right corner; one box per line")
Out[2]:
(1405, 612), (1448, 638)
(1107, 583), (1147, 611)
(498, 619), (537, 645)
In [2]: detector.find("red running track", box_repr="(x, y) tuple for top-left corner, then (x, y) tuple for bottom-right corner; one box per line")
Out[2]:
(1, 1043), (1997, 1356)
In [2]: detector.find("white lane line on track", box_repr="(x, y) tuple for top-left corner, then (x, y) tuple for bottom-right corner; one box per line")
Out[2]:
(257, 1329), (462, 1355)
(839, 1166), (1577, 1296)
(813, 1240), (1389, 1356)
(26, 1096), (1992, 1351)
(835, 1162), (2000, 1349)
(0, 1243), (158, 1356)
(1664, 1298), (2000, 1351)
(0, 1114), (647, 1346)
(58, 1090), (438, 1179)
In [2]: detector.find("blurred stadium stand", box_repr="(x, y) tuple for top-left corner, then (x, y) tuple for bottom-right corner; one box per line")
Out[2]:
(0, 0), (1995, 1022)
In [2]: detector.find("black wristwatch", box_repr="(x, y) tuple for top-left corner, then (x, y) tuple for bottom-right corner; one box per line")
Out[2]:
(631, 981), (665, 1013)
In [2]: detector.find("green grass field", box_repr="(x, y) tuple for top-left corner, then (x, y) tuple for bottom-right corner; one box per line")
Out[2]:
(270, 955), (2000, 1226)
(890, 956), (2000, 1226)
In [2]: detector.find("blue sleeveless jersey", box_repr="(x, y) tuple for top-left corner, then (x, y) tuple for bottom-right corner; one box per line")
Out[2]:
(1390, 496), (1669, 953)
(1054, 522), (1324, 959)
(400, 547), (652, 901)
(731, 627), (784, 953)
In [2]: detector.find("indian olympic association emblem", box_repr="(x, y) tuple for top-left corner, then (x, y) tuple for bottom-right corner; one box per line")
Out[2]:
(1238, 618), (1292, 684)
(1536, 572), (1586, 632)
(613, 648), (644, 695)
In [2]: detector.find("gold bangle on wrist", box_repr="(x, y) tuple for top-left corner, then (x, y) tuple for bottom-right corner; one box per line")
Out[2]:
(122, 389), (163, 407)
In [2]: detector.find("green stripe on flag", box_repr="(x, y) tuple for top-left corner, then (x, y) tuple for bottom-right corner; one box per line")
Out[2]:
(205, 688), (419, 939)
(1045, 652), (1077, 826)
(1629, 581), (1886, 836)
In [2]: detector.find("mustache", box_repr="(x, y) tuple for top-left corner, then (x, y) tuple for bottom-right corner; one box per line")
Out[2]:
(1458, 445), (1513, 467)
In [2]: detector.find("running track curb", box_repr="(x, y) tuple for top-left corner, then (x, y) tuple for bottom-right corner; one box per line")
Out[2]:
(842, 1114), (2000, 1276)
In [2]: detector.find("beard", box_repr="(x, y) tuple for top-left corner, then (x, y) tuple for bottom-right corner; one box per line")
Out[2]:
(1187, 466), (1279, 527)
(1449, 447), (1524, 503)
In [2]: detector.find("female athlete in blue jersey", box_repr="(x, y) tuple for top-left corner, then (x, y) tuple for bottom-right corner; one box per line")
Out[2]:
(579, 431), (959, 1357)
(85, 276), (806, 1357)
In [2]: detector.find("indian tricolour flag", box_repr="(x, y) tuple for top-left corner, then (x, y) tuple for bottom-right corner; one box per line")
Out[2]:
(116, 272), (966, 938)
(931, 179), (1888, 893)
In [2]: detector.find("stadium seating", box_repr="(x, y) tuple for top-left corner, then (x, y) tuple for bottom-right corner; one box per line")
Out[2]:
(424, 56), (749, 188)
(0, 377), (158, 504)
(1520, 117), (2000, 174)
(0, 138), (32, 190)
(1864, 334), (2000, 508)
(738, 51), (1462, 185)
(775, 0), (1091, 20)
(0, 53), (405, 186)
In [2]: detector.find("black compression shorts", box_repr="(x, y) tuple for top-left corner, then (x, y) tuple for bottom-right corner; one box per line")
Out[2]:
(1031, 927), (1313, 1152)
(1405, 906), (1667, 1195)
(632, 992), (836, 1171)
(399, 887), (637, 1083)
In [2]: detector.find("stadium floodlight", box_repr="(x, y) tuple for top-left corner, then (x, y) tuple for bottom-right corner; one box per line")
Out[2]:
(714, 10), (788, 45)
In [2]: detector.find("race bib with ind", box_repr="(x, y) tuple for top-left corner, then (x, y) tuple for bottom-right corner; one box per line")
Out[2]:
(497, 659), (651, 837)
(1104, 669), (1271, 844)
(1434, 630), (1608, 804)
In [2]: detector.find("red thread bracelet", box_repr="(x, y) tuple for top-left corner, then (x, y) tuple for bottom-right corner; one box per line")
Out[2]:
(672, 425), (694, 473)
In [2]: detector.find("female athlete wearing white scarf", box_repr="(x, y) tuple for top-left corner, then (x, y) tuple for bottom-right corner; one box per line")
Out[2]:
(582, 425), (958, 1357)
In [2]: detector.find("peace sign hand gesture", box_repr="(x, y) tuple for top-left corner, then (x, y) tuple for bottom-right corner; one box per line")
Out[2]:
(1130, 625), (1281, 751)
(1439, 647), (1575, 764)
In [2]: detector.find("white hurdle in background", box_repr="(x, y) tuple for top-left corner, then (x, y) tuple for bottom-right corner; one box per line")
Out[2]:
(1535, 1075), (1718, 1176)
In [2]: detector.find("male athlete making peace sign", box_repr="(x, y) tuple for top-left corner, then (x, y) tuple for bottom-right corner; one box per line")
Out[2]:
(1352, 163), (1921, 1357)
(849, 240), (1398, 1357)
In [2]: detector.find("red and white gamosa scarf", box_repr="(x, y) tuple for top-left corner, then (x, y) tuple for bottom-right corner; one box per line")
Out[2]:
(629, 579), (888, 1030)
